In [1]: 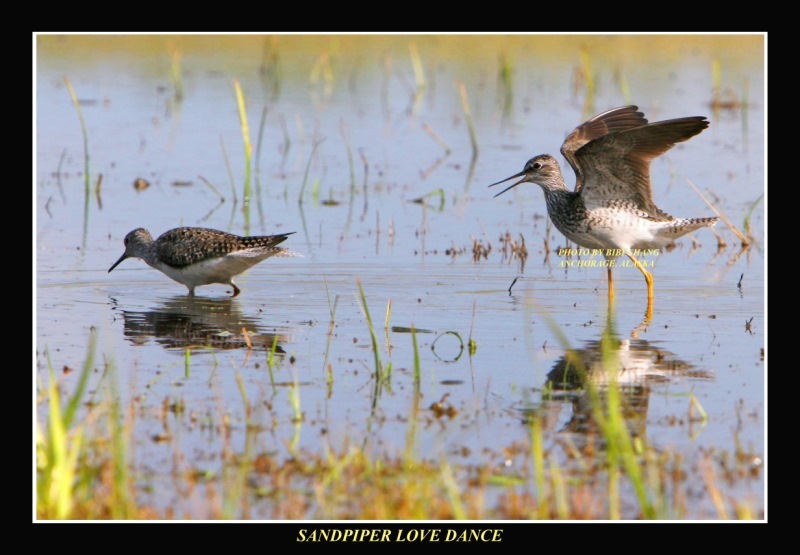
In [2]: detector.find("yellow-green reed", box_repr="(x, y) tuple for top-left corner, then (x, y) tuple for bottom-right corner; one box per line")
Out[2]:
(384, 299), (394, 328)
(311, 178), (321, 205)
(314, 51), (335, 90)
(259, 36), (281, 100)
(105, 357), (133, 519)
(36, 333), (761, 519)
(322, 278), (339, 392)
(379, 52), (392, 121)
(222, 370), (254, 519)
(198, 175), (225, 202)
(169, 45), (184, 102)
(729, 75), (752, 142)
(549, 454), (570, 519)
(37, 330), (96, 519)
(689, 392), (709, 424)
(411, 325), (421, 383)
(540, 309), (658, 519)
(686, 178), (749, 246)
(439, 457), (467, 520)
(298, 139), (324, 205)
(458, 81), (479, 159)
(94, 174), (103, 210)
(712, 58), (722, 103)
(529, 412), (547, 519)
(422, 122), (451, 155)
(497, 51), (514, 117)
(266, 334), (280, 388)
(288, 368), (303, 456)
(468, 300), (477, 357)
(358, 148), (370, 220)
(590, 325), (654, 519)
(403, 325), (422, 463)
(412, 188), (445, 211)
(409, 42), (425, 93)
(233, 79), (253, 228)
(577, 46), (596, 116)
(219, 137), (238, 205)
(701, 455), (730, 520)
(383, 299), (393, 356)
(409, 42), (426, 115)
(468, 338), (477, 356)
(63, 76), (90, 198)
(254, 106), (269, 217)
(235, 370), (251, 424)
(340, 119), (356, 192)
(38, 365), (85, 519)
(615, 65), (633, 105)
(742, 194), (763, 243)
(63, 332), (96, 428)
(355, 278), (386, 382)
(320, 447), (360, 491)
(63, 75), (92, 243)
(38, 330), (133, 519)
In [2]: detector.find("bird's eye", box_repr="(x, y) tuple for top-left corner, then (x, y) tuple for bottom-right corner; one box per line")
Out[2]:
(532, 163), (541, 170)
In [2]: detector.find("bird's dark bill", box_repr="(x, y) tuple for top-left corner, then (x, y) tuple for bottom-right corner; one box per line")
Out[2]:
(489, 171), (526, 198)
(108, 254), (129, 273)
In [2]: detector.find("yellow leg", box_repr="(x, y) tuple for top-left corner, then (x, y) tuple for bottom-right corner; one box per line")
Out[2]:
(607, 267), (616, 315)
(625, 251), (654, 322)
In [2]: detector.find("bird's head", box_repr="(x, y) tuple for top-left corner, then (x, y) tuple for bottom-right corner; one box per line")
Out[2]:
(489, 155), (561, 197)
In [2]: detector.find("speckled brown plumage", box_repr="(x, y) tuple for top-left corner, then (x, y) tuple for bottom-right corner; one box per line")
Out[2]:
(109, 227), (298, 297)
(145, 227), (293, 268)
(490, 105), (717, 311)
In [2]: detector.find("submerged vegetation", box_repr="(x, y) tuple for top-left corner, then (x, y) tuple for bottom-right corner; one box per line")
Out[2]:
(36, 309), (762, 520)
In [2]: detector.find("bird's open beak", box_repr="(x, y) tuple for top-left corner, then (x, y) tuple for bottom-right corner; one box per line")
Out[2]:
(489, 171), (527, 198)
(108, 253), (128, 273)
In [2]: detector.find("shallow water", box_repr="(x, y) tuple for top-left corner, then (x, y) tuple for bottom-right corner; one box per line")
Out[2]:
(35, 34), (765, 520)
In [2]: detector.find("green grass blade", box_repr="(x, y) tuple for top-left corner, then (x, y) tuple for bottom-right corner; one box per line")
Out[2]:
(234, 79), (252, 227)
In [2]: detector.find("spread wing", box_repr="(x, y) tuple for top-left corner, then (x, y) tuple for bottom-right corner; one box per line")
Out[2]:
(574, 116), (710, 217)
(561, 105), (648, 193)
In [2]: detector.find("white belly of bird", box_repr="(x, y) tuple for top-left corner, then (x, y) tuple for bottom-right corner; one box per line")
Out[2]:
(152, 251), (275, 288)
(556, 208), (682, 257)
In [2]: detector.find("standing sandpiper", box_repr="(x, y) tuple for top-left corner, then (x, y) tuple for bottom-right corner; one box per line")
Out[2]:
(490, 105), (717, 317)
(109, 227), (298, 297)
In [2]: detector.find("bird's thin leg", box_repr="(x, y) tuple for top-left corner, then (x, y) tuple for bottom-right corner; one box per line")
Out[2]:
(643, 296), (653, 323)
(630, 311), (652, 338)
(625, 250), (654, 321)
(607, 268), (615, 300)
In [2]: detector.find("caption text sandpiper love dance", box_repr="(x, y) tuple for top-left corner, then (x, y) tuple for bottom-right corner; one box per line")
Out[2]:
(297, 528), (503, 542)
